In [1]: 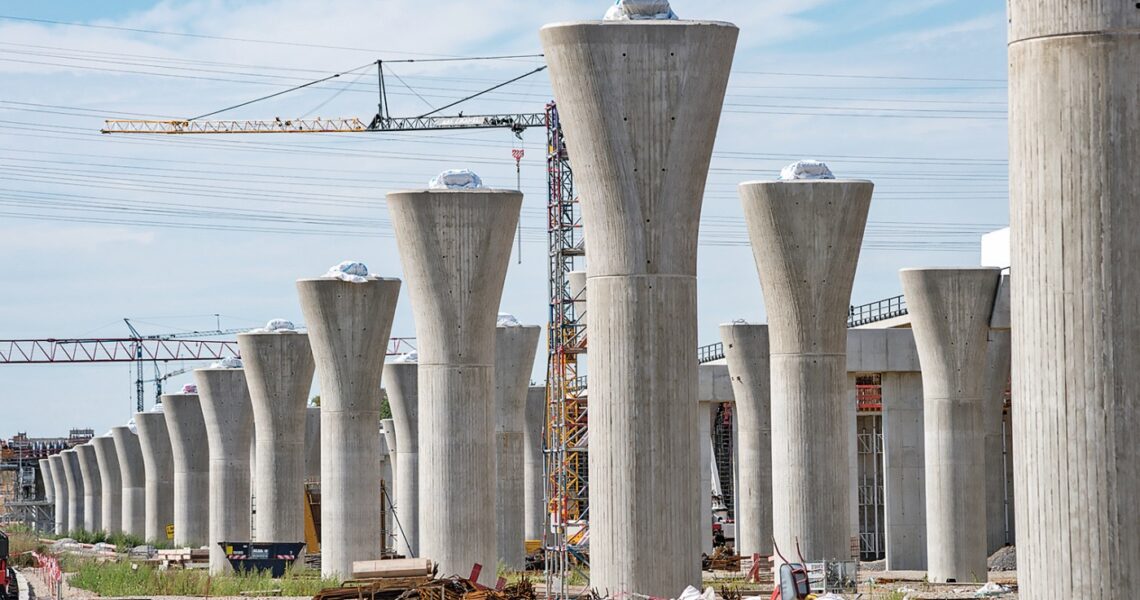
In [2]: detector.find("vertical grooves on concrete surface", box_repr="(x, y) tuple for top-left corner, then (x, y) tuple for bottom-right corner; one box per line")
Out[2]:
(982, 330), (1012, 554)
(305, 406), (321, 484)
(110, 426), (146, 537)
(388, 189), (521, 585)
(900, 268), (1000, 582)
(1009, 2), (1140, 596)
(881, 371), (927, 571)
(738, 180), (872, 562)
(522, 386), (546, 541)
(238, 332), (315, 547)
(494, 325), (541, 570)
(298, 277), (401, 579)
(91, 437), (123, 534)
(76, 444), (102, 532)
(541, 20), (738, 596)
(60, 450), (84, 533)
(48, 455), (68, 534)
(195, 368), (254, 575)
(719, 323), (772, 557)
(163, 393), (209, 547)
(135, 412), (174, 543)
(384, 362), (420, 557)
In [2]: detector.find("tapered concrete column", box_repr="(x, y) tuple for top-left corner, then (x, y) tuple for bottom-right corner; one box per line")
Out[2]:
(304, 406), (320, 483)
(163, 393), (209, 547)
(542, 19), (737, 596)
(982, 330), (1011, 554)
(196, 368), (254, 574)
(901, 267), (1000, 583)
(378, 429), (395, 553)
(61, 450), (85, 532)
(39, 458), (54, 503)
(882, 372), (927, 571)
(697, 400), (714, 555)
(110, 426), (146, 537)
(381, 418), (397, 482)
(1009, 5), (1140, 595)
(91, 437), (122, 534)
(135, 411), (174, 543)
(738, 180), (872, 562)
(719, 323), (772, 558)
(298, 276), (400, 579)
(384, 362), (419, 557)
(523, 385), (545, 541)
(48, 455), (68, 534)
(75, 445), (101, 532)
(388, 188), (521, 585)
(238, 331), (315, 547)
(494, 324), (541, 570)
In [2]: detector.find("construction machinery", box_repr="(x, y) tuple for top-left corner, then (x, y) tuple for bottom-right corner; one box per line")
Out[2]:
(0, 529), (16, 600)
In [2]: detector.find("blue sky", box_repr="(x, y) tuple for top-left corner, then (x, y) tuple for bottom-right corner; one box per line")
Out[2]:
(0, 0), (1009, 437)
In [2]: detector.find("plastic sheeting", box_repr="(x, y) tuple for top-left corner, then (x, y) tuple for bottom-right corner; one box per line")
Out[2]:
(779, 160), (835, 180)
(325, 260), (376, 283)
(181, 383), (198, 394)
(974, 582), (1012, 597)
(604, 0), (678, 20)
(429, 169), (484, 190)
(126, 417), (137, 433)
(209, 356), (243, 369)
(496, 312), (522, 327)
(675, 586), (715, 600)
(392, 350), (418, 364)
(249, 319), (298, 334)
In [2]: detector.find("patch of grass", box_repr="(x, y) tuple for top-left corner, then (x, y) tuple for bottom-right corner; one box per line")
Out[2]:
(1, 527), (49, 567)
(66, 556), (338, 597)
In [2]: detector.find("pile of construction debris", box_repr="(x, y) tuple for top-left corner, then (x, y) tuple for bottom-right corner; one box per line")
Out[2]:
(313, 559), (537, 600)
(987, 546), (1016, 572)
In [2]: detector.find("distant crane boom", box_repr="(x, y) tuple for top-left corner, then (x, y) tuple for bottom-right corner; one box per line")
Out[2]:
(101, 113), (545, 135)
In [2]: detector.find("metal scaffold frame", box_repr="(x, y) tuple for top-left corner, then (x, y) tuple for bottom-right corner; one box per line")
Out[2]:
(543, 101), (589, 597)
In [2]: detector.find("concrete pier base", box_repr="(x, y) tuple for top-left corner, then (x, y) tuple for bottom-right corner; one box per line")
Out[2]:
(982, 330), (1011, 554)
(110, 426), (146, 537)
(163, 393), (210, 548)
(238, 331), (315, 550)
(61, 450), (85, 532)
(196, 368), (254, 574)
(738, 180), (872, 563)
(541, 19), (738, 596)
(719, 323), (772, 558)
(494, 324), (541, 570)
(91, 437), (123, 534)
(523, 386), (545, 542)
(901, 267), (1000, 583)
(384, 362), (419, 558)
(305, 406), (320, 484)
(298, 276), (401, 579)
(389, 188), (521, 585)
(48, 455), (68, 534)
(135, 411), (174, 544)
(75, 445), (101, 532)
(881, 372), (927, 571)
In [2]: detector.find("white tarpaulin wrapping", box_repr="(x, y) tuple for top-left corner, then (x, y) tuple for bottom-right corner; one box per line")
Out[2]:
(779, 160), (835, 180)
(392, 351), (418, 363)
(250, 319), (298, 334)
(604, 0), (678, 20)
(497, 313), (522, 327)
(209, 356), (243, 369)
(429, 169), (484, 189)
(181, 383), (198, 394)
(325, 260), (376, 283)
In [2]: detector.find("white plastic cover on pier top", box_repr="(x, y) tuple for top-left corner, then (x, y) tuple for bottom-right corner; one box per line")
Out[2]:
(604, 0), (678, 20)
(779, 160), (835, 180)
(429, 169), (484, 189)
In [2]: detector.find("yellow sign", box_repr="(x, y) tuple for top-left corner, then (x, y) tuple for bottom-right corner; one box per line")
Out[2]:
(165, 524), (174, 540)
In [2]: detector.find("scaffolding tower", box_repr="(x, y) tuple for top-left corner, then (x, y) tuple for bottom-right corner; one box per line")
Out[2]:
(543, 101), (589, 597)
